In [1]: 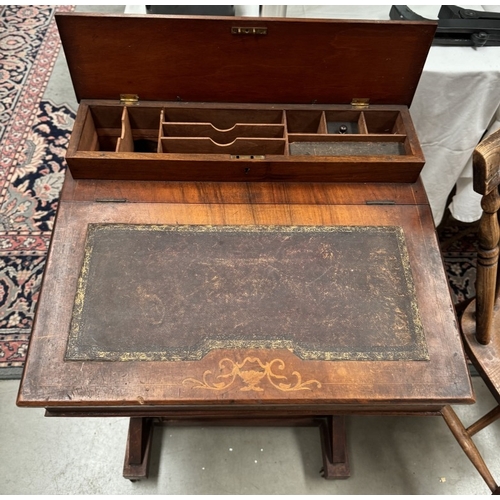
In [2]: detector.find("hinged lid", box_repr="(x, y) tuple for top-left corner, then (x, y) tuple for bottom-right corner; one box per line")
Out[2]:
(56, 13), (436, 106)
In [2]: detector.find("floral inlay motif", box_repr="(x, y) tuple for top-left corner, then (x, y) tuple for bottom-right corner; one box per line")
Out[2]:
(183, 356), (322, 392)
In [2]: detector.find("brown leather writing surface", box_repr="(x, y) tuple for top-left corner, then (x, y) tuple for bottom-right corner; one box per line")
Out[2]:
(66, 224), (428, 362)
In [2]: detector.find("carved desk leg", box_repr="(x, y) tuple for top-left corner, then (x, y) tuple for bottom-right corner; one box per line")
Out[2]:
(123, 417), (155, 481)
(319, 415), (350, 479)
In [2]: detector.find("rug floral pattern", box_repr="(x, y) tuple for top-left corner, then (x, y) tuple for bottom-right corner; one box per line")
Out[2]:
(0, 5), (75, 377)
(438, 218), (478, 305)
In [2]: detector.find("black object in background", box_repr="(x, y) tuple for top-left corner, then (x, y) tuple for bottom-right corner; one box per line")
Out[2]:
(390, 5), (500, 47)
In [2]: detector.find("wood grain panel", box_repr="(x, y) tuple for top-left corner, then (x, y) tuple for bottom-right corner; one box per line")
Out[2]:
(56, 13), (435, 105)
(18, 199), (472, 408)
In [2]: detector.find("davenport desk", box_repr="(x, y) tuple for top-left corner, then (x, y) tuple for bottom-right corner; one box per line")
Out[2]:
(17, 13), (474, 482)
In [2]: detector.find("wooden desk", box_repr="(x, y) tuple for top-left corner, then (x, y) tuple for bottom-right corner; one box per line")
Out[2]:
(16, 12), (474, 484)
(17, 172), (474, 480)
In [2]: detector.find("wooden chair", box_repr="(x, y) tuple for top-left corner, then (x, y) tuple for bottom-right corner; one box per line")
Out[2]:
(441, 128), (500, 495)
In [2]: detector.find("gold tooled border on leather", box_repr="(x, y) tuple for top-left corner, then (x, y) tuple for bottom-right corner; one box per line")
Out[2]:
(65, 224), (429, 362)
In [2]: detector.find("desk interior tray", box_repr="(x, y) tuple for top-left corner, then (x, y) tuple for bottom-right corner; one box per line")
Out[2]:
(66, 223), (428, 363)
(65, 102), (425, 182)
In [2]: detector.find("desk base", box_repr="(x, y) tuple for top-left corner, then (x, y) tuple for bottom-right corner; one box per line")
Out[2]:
(123, 417), (155, 481)
(123, 415), (350, 481)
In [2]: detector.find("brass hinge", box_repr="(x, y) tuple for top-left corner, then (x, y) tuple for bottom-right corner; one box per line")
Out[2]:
(351, 98), (370, 109)
(120, 94), (139, 105)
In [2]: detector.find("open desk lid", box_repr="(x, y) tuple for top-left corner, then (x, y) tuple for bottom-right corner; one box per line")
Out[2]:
(56, 12), (436, 106)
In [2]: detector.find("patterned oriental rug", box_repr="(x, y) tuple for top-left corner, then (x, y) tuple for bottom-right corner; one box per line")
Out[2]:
(0, 5), (479, 380)
(0, 5), (75, 379)
(438, 215), (479, 306)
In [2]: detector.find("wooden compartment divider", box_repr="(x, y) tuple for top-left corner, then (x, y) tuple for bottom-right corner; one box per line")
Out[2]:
(162, 123), (285, 142)
(358, 113), (368, 134)
(79, 107), (99, 152)
(79, 106), (411, 156)
(324, 111), (369, 135)
(160, 137), (287, 155)
(364, 110), (402, 134)
(67, 102), (424, 182)
(115, 107), (133, 153)
(157, 109), (165, 153)
(162, 108), (284, 127)
(285, 110), (325, 134)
